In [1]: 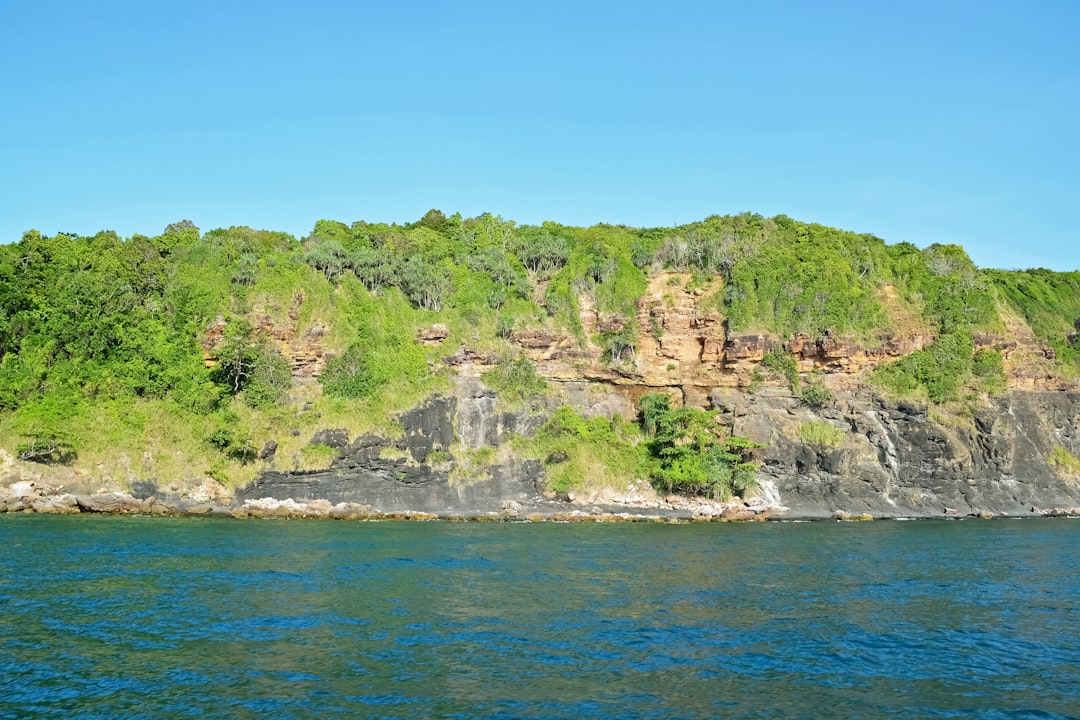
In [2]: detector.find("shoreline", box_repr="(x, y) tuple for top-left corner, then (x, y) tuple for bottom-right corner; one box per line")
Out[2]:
(3, 486), (1077, 523)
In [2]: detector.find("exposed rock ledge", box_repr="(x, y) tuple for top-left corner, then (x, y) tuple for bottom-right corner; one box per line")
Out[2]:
(0, 482), (787, 523)
(3, 481), (1077, 522)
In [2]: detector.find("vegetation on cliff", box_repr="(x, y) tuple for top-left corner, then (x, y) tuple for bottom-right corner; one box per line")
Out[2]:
(1, 211), (1077, 496)
(524, 396), (761, 501)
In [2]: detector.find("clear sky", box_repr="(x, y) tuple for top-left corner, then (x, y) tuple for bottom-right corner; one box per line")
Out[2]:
(2, 0), (1077, 270)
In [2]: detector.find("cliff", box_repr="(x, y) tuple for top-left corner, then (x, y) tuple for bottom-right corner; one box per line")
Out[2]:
(4, 214), (1080, 520)
(220, 269), (1080, 519)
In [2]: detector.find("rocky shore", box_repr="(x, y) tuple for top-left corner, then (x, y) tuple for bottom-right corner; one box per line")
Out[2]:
(0, 478), (790, 523)
(4, 477), (1078, 523)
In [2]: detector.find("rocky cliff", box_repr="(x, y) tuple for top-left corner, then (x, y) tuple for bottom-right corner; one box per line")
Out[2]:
(226, 384), (1080, 519)
(208, 272), (1080, 517)
(5, 267), (1080, 521)
(715, 388), (1080, 517)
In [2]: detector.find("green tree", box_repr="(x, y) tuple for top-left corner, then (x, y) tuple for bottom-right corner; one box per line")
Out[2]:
(303, 240), (351, 283)
(640, 394), (760, 500)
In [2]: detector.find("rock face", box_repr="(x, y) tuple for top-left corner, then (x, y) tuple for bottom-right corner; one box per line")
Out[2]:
(228, 384), (1080, 520)
(237, 395), (546, 514)
(715, 388), (1080, 518)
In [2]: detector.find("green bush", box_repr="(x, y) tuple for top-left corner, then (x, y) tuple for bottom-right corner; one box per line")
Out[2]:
(321, 344), (376, 399)
(16, 432), (76, 464)
(797, 421), (844, 447)
(972, 348), (1006, 394)
(599, 323), (639, 365)
(532, 407), (644, 493)
(299, 443), (339, 470)
(640, 394), (761, 500)
(1047, 446), (1080, 476)
(761, 350), (800, 391)
(483, 354), (547, 404)
(800, 380), (833, 409)
(873, 333), (974, 403)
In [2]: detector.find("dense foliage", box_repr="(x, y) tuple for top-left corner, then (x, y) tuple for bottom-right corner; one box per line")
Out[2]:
(639, 394), (760, 500)
(531, 396), (760, 500)
(985, 268), (1080, 370)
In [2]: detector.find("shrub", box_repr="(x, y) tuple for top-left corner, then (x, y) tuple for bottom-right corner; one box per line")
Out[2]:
(483, 354), (547, 404)
(640, 393), (761, 500)
(16, 432), (76, 464)
(9, 394), (81, 464)
(397, 256), (451, 311)
(600, 323), (638, 365)
(512, 232), (568, 275)
(321, 344), (376, 399)
(972, 348), (1006, 394)
(800, 380), (833, 409)
(303, 240), (351, 283)
(797, 421), (844, 447)
(1047, 446), (1080, 476)
(873, 333), (974, 403)
(243, 345), (292, 409)
(761, 350), (800, 392)
(298, 443), (339, 471)
(531, 406), (644, 493)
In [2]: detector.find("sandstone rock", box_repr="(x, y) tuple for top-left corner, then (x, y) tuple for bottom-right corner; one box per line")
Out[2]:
(444, 347), (495, 367)
(721, 505), (756, 521)
(417, 323), (449, 345)
(185, 478), (231, 505)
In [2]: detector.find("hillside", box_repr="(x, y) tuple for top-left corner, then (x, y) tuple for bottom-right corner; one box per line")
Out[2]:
(3, 212), (1080, 517)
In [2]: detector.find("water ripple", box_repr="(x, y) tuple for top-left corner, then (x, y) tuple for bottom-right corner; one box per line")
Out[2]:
(1, 515), (1078, 719)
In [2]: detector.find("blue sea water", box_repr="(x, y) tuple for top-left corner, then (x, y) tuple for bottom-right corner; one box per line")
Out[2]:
(1, 515), (1078, 719)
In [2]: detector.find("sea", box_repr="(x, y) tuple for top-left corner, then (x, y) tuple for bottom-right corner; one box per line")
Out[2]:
(1, 515), (1077, 719)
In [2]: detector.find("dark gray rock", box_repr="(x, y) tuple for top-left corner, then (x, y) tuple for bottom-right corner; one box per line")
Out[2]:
(236, 385), (1080, 521)
(755, 390), (1080, 518)
(400, 396), (456, 460)
(238, 394), (545, 514)
(258, 440), (278, 460)
(311, 428), (349, 449)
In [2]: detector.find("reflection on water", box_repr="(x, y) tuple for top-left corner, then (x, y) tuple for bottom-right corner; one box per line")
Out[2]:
(1, 516), (1078, 719)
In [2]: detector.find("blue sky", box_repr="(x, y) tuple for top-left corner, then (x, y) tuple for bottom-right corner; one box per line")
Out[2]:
(2, 0), (1077, 270)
